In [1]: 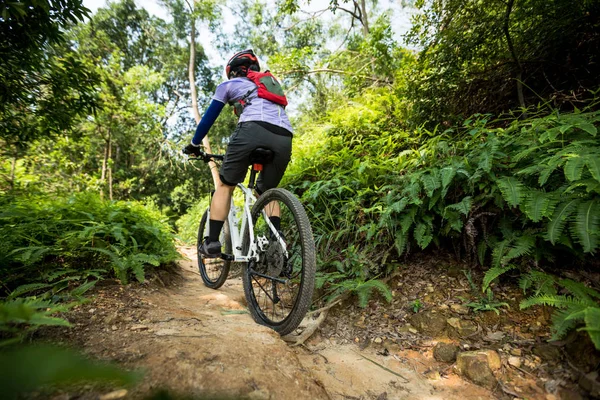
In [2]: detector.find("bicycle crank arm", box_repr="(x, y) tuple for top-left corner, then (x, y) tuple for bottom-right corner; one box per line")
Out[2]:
(219, 253), (235, 261)
(248, 268), (288, 284)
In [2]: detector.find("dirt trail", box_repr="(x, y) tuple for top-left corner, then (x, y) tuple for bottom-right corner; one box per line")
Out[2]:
(63, 248), (497, 399)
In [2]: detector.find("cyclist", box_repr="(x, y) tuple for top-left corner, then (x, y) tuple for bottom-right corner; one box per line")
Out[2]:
(183, 49), (293, 258)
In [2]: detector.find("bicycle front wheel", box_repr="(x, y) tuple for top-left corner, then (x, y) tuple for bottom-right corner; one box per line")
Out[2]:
(197, 209), (231, 289)
(242, 188), (316, 336)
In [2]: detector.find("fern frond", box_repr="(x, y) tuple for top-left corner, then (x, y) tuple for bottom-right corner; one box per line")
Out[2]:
(519, 270), (557, 296)
(558, 278), (600, 302)
(414, 223), (433, 249)
(547, 198), (580, 244)
(446, 196), (472, 216)
(496, 177), (527, 208)
(550, 308), (581, 340)
(520, 294), (587, 309)
(572, 200), (599, 253)
(394, 232), (408, 256)
(564, 155), (586, 182)
(586, 154), (600, 183)
(491, 237), (512, 268)
(482, 264), (516, 293)
(522, 189), (553, 222)
(503, 235), (536, 264)
(421, 173), (441, 197)
(441, 167), (456, 197)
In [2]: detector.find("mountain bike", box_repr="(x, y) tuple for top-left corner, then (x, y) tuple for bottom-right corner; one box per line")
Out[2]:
(190, 148), (315, 336)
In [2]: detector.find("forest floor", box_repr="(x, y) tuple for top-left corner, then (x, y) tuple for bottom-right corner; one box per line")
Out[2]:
(35, 247), (597, 400)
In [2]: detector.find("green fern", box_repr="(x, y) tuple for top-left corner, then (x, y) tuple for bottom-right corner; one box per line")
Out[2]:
(519, 270), (557, 296)
(521, 190), (556, 223)
(586, 154), (600, 183)
(572, 200), (599, 253)
(520, 275), (600, 347)
(564, 155), (586, 182)
(497, 177), (527, 208)
(446, 196), (472, 216)
(547, 198), (580, 244)
(504, 235), (536, 263)
(482, 264), (516, 293)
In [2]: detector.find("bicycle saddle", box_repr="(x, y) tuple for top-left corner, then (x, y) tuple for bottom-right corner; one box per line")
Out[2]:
(249, 147), (274, 165)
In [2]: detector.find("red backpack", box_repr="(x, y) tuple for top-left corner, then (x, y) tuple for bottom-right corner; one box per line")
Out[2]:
(231, 70), (288, 116)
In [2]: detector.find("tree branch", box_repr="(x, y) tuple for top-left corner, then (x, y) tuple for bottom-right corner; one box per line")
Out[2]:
(281, 68), (391, 84)
(503, 0), (526, 109)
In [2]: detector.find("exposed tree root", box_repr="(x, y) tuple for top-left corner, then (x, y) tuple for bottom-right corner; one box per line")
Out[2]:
(282, 295), (348, 346)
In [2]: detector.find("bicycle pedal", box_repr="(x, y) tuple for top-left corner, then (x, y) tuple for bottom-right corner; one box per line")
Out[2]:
(220, 253), (234, 261)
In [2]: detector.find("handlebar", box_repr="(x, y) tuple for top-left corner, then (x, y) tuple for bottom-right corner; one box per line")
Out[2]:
(190, 150), (224, 163)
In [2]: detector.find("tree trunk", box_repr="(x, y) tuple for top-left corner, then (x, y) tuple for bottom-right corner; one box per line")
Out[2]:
(359, 0), (369, 36)
(9, 147), (17, 191)
(188, 17), (220, 187)
(108, 138), (113, 201)
(504, 0), (526, 110)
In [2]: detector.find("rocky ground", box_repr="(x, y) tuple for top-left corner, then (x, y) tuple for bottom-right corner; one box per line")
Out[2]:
(32, 249), (599, 399)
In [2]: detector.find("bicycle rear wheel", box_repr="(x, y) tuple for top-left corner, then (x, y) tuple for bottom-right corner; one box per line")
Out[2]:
(197, 209), (231, 289)
(242, 188), (315, 336)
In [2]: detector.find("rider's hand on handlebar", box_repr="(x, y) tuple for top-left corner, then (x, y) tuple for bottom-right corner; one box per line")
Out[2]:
(182, 143), (202, 157)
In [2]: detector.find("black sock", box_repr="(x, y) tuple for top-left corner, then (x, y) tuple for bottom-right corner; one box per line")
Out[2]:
(209, 219), (224, 242)
(269, 216), (281, 232)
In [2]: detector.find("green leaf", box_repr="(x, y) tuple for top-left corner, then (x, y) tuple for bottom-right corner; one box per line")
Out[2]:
(564, 156), (586, 181)
(497, 177), (526, 208)
(8, 283), (54, 300)
(0, 345), (141, 399)
(394, 232), (408, 256)
(446, 196), (472, 216)
(547, 199), (580, 244)
(414, 223), (432, 249)
(578, 122), (597, 136)
(482, 265), (516, 293)
(586, 155), (600, 183)
(572, 200), (599, 253)
(441, 167), (456, 193)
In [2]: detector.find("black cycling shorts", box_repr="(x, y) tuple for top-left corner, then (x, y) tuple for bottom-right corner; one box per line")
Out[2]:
(220, 121), (292, 193)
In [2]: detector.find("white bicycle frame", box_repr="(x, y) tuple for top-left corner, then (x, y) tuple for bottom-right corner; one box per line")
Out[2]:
(204, 183), (287, 263)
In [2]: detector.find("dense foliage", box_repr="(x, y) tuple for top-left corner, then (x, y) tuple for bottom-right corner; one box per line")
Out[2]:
(2, 0), (600, 350)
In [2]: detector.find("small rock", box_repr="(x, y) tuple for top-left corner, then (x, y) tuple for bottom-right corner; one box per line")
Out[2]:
(410, 311), (447, 336)
(510, 348), (522, 356)
(455, 350), (501, 389)
(99, 389), (128, 400)
(111, 325), (117, 331)
(88, 308), (96, 313)
(374, 337), (383, 344)
(450, 304), (470, 315)
(447, 317), (479, 338)
(433, 342), (460, 363)
(508, 356), (521, 368)
(408, 328), (418, 334)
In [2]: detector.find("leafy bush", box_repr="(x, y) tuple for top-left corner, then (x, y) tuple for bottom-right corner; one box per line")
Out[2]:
(284, 90), (600, 306)
(175, 195), (210, 244)
(519, 271), (600, 349)
(0, 192), (180, 291)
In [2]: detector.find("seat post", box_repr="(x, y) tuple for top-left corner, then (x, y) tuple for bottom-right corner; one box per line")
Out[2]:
(248, 163), (263, 189)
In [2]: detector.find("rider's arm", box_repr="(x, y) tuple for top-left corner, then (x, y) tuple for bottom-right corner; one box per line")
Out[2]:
(190, 99), (226, 146)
